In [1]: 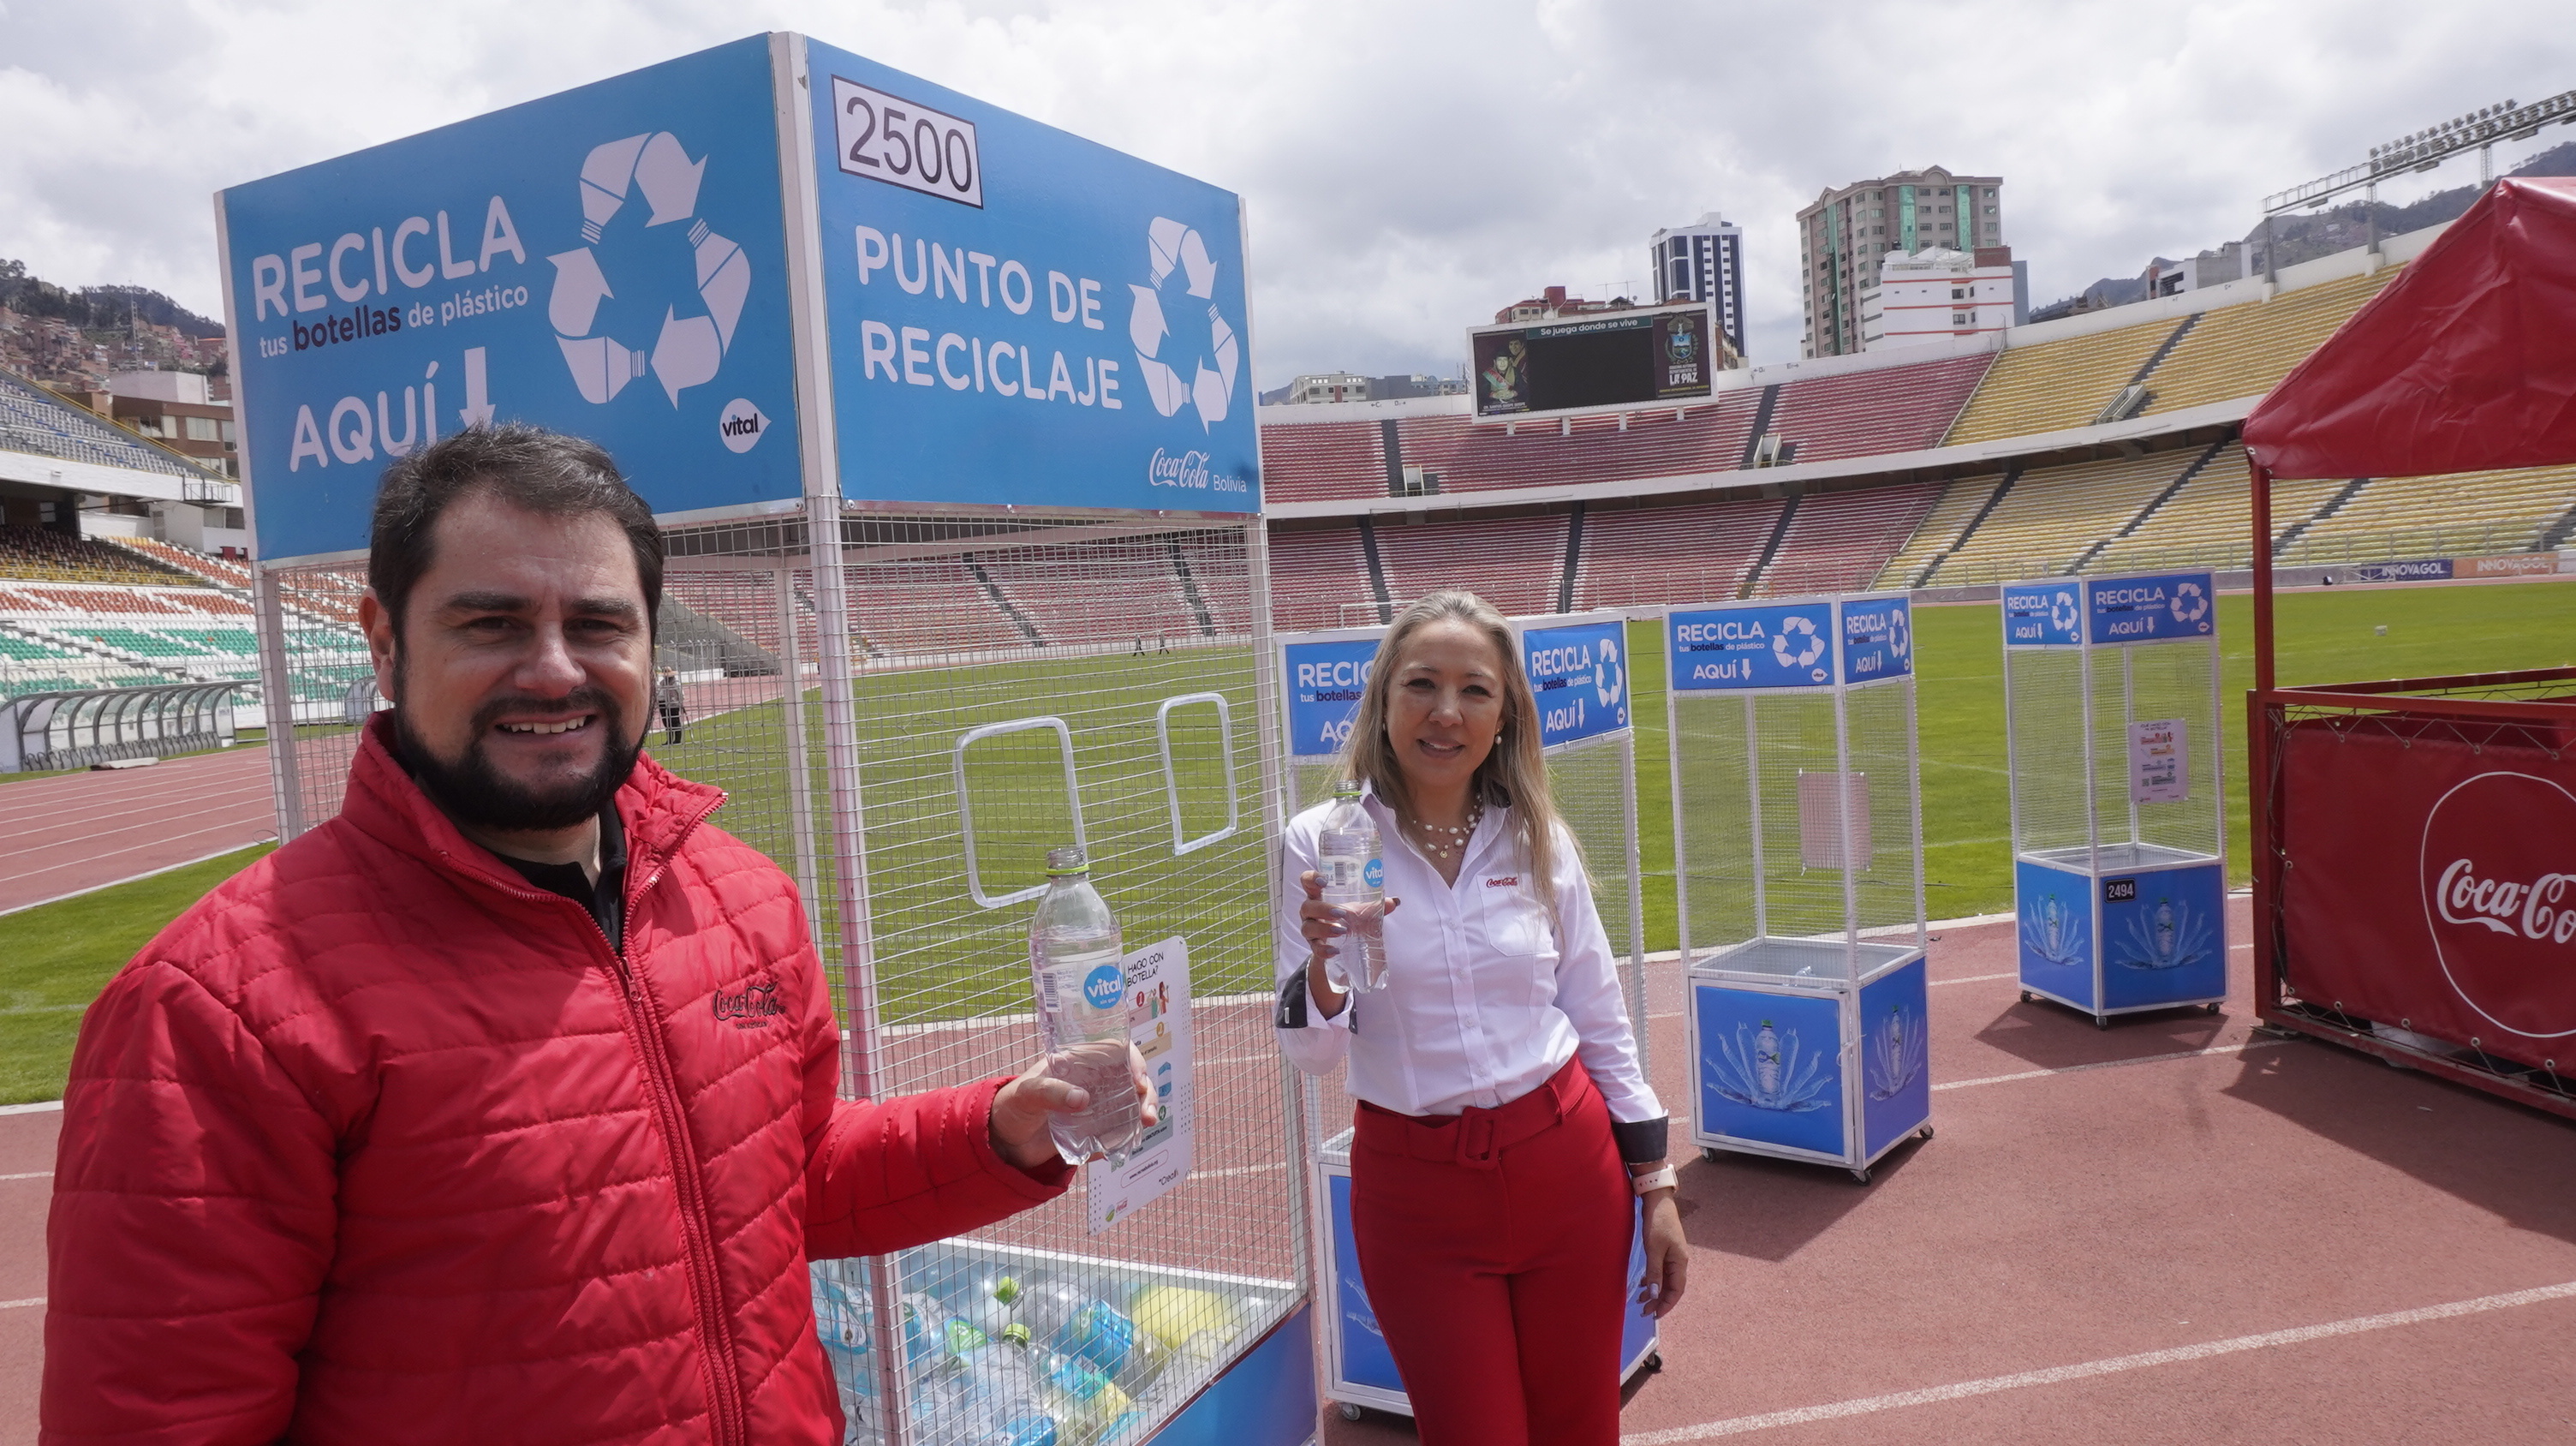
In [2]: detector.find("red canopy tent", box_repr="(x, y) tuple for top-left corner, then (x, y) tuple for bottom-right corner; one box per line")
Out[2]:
(2238, 176), (2576, 1116)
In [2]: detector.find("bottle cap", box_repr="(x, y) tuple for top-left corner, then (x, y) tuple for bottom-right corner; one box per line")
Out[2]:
(1045, 845), (1088, 875)
(1332, 779), (1363, 798)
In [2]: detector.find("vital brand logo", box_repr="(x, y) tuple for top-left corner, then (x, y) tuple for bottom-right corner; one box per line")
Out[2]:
(1128, 218), (1241, 431)
(1147, 446), (1248, 495)
(546, 130), (752, 408)
(2418, 771), (2576, 1039)
(713, 971), (787, 1029)
(717, 398), (769, 453)
(1082, 963), (1128, 1012)
(1363, 859), (1385, 889)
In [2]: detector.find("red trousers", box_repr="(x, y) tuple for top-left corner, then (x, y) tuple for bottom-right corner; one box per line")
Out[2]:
(1349, 1058), (1632, 1446)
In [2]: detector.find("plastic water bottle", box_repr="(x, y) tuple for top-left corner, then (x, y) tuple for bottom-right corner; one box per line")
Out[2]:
(944, 1341), (1063, 1446)
(1014, 1278), (1159, 1385)
(1318, 782), (1388, 992)
(1029, 845), (1142, 1168)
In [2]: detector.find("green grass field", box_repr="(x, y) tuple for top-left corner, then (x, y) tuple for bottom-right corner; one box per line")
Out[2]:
(6, 579), (2571, 1102)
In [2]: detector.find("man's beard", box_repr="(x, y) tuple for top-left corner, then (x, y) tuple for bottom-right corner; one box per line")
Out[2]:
(392, 678), (641, 834)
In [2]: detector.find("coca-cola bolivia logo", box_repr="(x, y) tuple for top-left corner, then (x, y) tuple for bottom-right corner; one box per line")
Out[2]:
(2418, 770), (2576, 1038)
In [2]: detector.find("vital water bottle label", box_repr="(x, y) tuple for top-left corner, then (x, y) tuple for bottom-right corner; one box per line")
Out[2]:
(1082, 963), (1126, 1011)
(1363, 858), (1383, 889)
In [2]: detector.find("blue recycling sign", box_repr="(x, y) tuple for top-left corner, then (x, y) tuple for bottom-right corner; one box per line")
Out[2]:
(806, 39), (1259, 517)
(1838, 596), (1912, 684)
(220, 33), (1260, 565)
(1668, 602), (1836, 690)
(219, 37), (799, 562)
(1282, 635), (1382, 758)
(1520, 618), (1631, 747)
(2085, 571), (2215, 646)
(2001, 580), (2084, 648)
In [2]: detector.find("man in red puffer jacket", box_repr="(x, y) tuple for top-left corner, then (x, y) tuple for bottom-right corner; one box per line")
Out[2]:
(43, 424), (1142, 1444)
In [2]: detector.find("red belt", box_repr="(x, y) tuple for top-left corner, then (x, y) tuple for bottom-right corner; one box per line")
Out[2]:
(1355, 1056), (1590, 1170)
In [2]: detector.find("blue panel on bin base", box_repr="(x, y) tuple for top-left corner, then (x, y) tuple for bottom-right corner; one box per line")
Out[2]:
(1857, 959), (1932, 1158)
(1326, 1174), (1403, 1391)
(1693, 985), (1844, 1156)
(2100, 861), (2227, 1010)
(1620, 1197), (1657, 1369)
(1148, 1305), (1315, 1446)
(2017, 859), (2096, 1009)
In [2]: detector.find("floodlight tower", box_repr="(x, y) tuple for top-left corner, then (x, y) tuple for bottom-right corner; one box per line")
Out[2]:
(2258, 89), (2576, 279)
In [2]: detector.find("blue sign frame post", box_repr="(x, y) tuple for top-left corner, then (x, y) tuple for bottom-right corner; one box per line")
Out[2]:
(1664, 593), (1933, 1183)
(2002, 572), (2228, 1026)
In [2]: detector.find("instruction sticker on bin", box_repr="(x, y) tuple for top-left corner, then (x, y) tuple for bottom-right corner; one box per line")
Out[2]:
(1669, 602), (1836, 690)
(2127, 719), (2189, 804)
(1086, 935), (1196, 1234)
(1521, 618), (1630, 745)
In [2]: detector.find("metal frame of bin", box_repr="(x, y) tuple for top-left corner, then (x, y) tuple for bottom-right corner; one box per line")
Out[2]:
(1666, 592), (1933, 1184)
(2002, 572), (2228, 1029)
(1311, 1128), (1661, 1422)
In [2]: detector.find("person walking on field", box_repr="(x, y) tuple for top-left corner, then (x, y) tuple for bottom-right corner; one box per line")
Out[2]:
(1273, 589), (1686, 1446)
(655, 664), (687, 744)
(41, 423), (1150, 1445)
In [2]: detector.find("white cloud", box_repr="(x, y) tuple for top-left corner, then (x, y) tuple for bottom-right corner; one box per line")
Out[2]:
(2, 0), (2569, 378)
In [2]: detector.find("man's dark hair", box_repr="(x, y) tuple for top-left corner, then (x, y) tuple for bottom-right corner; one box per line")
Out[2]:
(369, 422), (663, 634)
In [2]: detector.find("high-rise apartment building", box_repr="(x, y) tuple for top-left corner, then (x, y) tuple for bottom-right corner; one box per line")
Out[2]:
(1798, 166), (2004, 358)
(1649, 212), (1746, 356)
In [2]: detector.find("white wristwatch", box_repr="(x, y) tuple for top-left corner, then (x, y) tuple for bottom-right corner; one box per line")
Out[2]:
(1629, 1164), (1679, 1196)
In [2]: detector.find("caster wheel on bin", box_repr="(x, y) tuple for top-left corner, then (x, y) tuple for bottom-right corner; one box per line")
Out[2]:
(1339, 1402), (1364, 1422)
(1917, 1124), (1935, 1141)
(2095, 1016), (2110, 1030)
(2020, 989), (2033, 1004)
(2206, 1002), (2223, 1016)
(1702, 1147), (1722, 1164)
(1646, 1351), (1666, 1374)
(1851, 1167), (1871, 1184)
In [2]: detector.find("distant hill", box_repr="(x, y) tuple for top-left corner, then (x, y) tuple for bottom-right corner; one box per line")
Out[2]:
(2032, 140), (2576, 321)
(0, 259), (225, 338)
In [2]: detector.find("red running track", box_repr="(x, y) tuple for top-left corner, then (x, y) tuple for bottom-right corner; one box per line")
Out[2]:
(7, 904), (2574, 1444)
(0, 746), (277, 914)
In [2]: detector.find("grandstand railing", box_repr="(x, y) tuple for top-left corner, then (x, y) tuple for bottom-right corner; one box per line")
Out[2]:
(1911, 523), (2570, 587)
(0, 679), (242, 772)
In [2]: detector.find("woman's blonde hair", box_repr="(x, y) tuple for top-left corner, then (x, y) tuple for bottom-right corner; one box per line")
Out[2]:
(1339, 589), (1568, 917)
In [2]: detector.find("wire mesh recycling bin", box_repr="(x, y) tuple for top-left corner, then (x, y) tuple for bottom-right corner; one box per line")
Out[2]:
(223, 33), (1318, 1446)
(2003, 572), (2227, 1025)
(1666, 594), (1931, 1183)
(1312, 1126), (1661, 1420)
(1275, 611), (1659, 1418)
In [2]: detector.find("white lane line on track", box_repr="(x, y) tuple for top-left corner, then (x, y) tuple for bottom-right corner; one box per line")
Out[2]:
(1932, 1040), (2271, 1093)
(0, 839), (279, 917)
(1624, 1279), (2576, 1442)
(0, 1298), (42, 1311)
(3, 774), (271, 831)
(0, 1171), (51, 1181)
(0, 1100), (65, 1115)
(1930, 971), (2018, 986)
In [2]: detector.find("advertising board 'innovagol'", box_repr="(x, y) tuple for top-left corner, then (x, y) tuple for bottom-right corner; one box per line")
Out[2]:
(220, 33), (1259, 565)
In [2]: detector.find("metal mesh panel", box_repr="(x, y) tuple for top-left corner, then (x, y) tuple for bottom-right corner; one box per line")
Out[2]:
(2087, 636), (2223, 864)
(263, 559), (381, 834)
(2006, 646), (2090, 858)
(1547, 730), (1648, 1063)
(1674, 678), (1923, 978)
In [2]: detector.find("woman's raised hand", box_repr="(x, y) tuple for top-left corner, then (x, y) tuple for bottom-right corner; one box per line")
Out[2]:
(1297, 869), (1399, 1018)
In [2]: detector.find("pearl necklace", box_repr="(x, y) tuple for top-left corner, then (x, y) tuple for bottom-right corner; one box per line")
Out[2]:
(1408, 801), (1485, 862)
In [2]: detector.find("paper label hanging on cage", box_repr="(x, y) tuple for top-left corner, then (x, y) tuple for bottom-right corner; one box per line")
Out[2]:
(1086, 935), (1196, 1234)
(2128, 719), (2188, 804)
(1797, 771), (1871, 870)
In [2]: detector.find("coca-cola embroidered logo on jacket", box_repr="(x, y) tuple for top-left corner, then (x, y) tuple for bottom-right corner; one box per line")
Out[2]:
(2418, 770), (2576, 1039)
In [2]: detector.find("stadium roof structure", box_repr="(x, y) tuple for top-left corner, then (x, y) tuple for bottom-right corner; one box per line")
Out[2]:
(2245, 177), (2576, 481)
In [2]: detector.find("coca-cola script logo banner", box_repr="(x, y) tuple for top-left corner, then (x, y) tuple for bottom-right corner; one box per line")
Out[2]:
(2418, 770), (2576, 1040)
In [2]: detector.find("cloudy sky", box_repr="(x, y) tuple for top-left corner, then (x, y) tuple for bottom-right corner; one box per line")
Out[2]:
(3, 0), (2571, 384)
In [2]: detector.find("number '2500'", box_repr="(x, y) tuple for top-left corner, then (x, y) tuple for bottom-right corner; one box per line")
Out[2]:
(829, 76), (984, 209)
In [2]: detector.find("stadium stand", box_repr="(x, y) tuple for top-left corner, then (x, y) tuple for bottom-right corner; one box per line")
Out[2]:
(1267, 526), (1375, 630)
(1374, 513), (1569, 618)
(0, 367), (212, 481)
(2140, 269), (2400, 417)
(2081, 443), (2344, 572)
(1923, 449), (2215, 584)
(1756, 482), (1942, 596)
(1873, 475), (2011, 589)
(1394, 394), (1761, 495)
(975, 544), (1198, 646)
(113, 535), (253, 589)
(1174, 534), (1255, 636)
(2281, 463), (2576, 564)
(0, 525), (206, 588)
(1577, 496), (1781, 609)
(839, 557), (1034, 656)
(1943, 316), (2180, 445)
(1260, 417), (1386, 504)
(1766, 353), (1990, 463)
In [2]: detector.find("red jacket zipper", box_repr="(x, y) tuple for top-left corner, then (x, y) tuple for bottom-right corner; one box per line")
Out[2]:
(437, 798), (749, 1446)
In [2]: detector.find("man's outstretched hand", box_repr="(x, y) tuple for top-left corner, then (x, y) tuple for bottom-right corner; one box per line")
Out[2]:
(989, 1048), (1159, 1173)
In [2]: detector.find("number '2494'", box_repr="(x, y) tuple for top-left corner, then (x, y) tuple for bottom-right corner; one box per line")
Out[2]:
(830, 76), (985, 209)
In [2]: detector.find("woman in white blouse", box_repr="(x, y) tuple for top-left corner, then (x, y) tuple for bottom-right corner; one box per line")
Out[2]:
(1273, 590), (1685, 1446)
